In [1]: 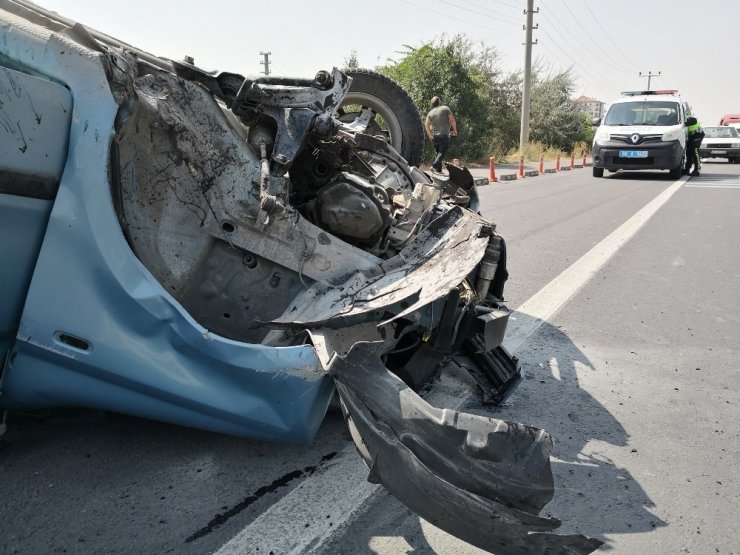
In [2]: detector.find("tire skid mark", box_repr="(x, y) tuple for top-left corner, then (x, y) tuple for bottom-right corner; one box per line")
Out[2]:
(184, 451), (338, 543)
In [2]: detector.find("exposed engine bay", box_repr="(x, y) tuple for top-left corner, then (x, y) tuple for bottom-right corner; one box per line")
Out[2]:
(115, 64), (516, 398)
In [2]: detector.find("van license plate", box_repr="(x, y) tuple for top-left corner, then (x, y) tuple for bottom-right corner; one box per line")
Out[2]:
(711, 150), (727, 154)
(619, 150), (648, 158)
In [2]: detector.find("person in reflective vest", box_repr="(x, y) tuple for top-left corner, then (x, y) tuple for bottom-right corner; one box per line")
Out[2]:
(684, 116), (705, 176)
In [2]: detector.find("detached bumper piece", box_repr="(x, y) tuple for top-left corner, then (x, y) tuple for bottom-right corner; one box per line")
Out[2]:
(329, 342), (602, 555)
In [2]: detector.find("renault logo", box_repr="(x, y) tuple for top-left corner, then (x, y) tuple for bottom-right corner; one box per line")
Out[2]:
(630, 133), (641, 144)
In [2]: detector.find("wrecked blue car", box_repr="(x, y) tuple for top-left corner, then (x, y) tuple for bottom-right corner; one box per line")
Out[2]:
(0, 1), (600, 552)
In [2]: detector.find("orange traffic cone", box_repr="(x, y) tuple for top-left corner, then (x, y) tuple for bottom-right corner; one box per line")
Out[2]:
(488, 156), (498, 182)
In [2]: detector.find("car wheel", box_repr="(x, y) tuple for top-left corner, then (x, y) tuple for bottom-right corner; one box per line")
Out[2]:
(592, 166), (604, 177)
(669, 165), (683, 179)
(339, 70), (424, 167)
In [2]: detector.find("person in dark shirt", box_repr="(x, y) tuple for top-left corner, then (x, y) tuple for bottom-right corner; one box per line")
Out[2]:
(424, 96), (457, 172)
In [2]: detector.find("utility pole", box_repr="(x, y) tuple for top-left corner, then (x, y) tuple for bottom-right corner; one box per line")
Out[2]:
(260, 51), (271, 76)
(519, 0), (538, 153)
(639, 70), (661, 91)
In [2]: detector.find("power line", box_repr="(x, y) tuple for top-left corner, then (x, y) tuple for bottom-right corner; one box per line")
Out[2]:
(539, 8), (630, 86)
(538, 27), (621, 91)
(558, 0), (635, 73)
(434, 0), (520, 25)
(495, 0), (524, 11)
(399, 0), (518, 36)
(539, 29), (621, 91)
(467, 0), (523, 13)
(537, 41), (614, 99)
(542, 4), (632, 76)
(581, 0), (641, 71)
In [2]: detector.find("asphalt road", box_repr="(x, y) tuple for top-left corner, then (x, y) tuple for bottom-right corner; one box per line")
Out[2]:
(2, 162), (739, 554)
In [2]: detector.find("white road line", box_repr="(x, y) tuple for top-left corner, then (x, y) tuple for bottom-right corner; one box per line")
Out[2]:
(215, 445), (376, 555)
(503, 177), (687, 352)
(215, 176), (687, 555)
(685, 184), (740, 189)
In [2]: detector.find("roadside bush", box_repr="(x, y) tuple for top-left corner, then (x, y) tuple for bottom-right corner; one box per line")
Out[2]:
(359, 36), (595, 165)
(379, 36), (520, 164)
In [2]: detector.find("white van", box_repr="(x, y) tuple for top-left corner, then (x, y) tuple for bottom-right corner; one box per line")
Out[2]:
(592, 90), (688, 179)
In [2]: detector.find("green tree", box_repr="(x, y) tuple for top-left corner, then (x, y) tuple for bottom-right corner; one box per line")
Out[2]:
(379, 35), (520, 162)
(529, 69), (588, 152)
(576, 110), (595, 147)
(370, 35), (593, 162)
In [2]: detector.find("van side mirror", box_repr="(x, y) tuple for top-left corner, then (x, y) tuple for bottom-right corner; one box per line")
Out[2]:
(592, 117), (601, 127)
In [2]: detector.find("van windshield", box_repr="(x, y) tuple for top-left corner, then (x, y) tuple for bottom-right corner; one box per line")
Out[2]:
(604, 101), (680, 126)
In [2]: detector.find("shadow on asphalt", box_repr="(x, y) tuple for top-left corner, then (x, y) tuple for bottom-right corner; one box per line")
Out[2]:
(502, 320), (666, 547)
(602, 170), (679, 181)
(603, 160), (737, 181)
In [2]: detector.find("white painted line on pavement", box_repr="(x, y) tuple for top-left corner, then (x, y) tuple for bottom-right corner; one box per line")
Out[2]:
(685, 184), (740, 189)
(215, 445), (376, 555)
(215, 176), (687, 555)
(503, 176), (687, 353)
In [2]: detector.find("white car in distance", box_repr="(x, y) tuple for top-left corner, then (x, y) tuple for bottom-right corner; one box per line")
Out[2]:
(699, 126), (740, 163)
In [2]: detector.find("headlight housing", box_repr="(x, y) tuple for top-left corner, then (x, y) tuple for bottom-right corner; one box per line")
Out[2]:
(594, 127), (610, 142)
(662, 128), (685, 142)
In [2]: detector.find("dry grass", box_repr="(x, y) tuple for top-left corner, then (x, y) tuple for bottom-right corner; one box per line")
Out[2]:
(440, 142), (593, 168)
(498, 141), (592, 164)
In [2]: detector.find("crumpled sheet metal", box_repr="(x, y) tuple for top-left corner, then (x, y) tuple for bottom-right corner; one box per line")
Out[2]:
(0, 4), (334, 443)
(270, 206), (488, 329)
(325, 340), (602, 554)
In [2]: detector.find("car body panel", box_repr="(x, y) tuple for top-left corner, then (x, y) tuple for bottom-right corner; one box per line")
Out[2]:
(0, 65), (72, 362)
(0, 6), (333, 443)
(0, 195), (52, 361)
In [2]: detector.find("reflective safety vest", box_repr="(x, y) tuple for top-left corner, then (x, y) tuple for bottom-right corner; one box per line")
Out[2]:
(687, 121), (702, 135)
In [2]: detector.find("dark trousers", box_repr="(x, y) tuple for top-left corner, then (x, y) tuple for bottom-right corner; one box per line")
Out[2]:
(432, 135), (450, 171)
(684, 138), (702, 173)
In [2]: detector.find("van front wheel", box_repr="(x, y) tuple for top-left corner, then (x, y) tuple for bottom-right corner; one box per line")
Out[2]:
(592, 167), (604, 178)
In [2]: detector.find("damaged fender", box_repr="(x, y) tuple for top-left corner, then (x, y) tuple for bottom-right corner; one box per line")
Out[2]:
(313, 341), (602, 554)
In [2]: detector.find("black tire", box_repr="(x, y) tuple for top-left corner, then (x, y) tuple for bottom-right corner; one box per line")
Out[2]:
(670, 151), (685, 179)
(340, 69), (424, 167)
(592, 166), (604, 177)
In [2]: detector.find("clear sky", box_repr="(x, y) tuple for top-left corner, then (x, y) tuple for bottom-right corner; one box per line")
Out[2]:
(33, 0), (740, 125)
